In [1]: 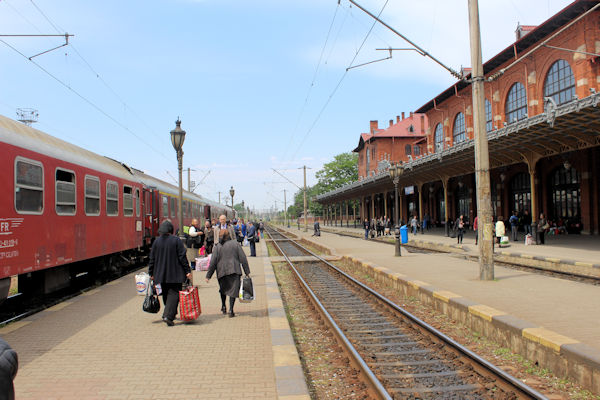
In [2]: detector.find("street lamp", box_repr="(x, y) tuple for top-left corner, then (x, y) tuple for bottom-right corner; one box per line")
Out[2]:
(229, 186), (235, 217)
(170, 118), (186, 239)
(241, 200), (245, 220)
(389, 162), (404, 256)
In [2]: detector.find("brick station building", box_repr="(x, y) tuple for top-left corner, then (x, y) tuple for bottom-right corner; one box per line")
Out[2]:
(317, 0), (600, 235)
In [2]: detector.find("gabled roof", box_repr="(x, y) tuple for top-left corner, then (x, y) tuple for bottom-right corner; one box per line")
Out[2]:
(416, 0), (600, 114)
(353, 133), (372, 153)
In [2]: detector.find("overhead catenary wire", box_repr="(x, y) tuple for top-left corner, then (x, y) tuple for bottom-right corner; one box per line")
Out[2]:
(27, 0), (168, 144)
(290, 0), (389, 161)
(281, 1), (341, 164)
(0, 39), (171, 163)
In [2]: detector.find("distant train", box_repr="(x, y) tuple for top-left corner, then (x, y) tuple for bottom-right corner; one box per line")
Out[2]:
(0, 114), (232, 301)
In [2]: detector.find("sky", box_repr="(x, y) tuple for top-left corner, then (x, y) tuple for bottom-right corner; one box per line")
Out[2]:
(0, 0), (574, 212)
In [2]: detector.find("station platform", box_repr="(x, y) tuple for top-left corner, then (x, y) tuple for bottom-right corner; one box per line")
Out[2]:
(278, 224), (600, 393)
(0, 239), (310, 400)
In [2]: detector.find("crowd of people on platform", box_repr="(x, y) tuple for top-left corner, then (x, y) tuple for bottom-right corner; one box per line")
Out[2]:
(148, 215), (264, 326)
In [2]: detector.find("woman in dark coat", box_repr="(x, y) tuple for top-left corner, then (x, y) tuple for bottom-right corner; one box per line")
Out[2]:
(205, 230), (250, 317)
(203, 219), (215, 254)
(148, 220), (191, 326)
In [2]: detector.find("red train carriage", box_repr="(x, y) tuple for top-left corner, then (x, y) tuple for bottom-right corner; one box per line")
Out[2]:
(0, 115), (230, 301)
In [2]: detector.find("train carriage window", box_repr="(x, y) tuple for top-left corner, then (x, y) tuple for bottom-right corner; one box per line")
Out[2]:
(55, 168), (76, 215)
(15, 157), (44, 214)
(135, 189), (140, 217)
(84, 176), (101, 216)
(170, 198), (177, 218)
(162, 196), (168, 217)
(123, 186), (133, 216)
(106, 181), (119, 216)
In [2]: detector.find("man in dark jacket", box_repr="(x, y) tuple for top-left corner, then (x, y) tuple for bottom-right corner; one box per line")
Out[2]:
(0, 337), (18, 400)
(247, 221), (257, 257)
(148, 220), (191, 326)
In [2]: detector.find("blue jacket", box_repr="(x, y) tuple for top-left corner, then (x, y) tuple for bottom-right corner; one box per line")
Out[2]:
(247, 225), (256, 240)
(509, 215), (519, 226)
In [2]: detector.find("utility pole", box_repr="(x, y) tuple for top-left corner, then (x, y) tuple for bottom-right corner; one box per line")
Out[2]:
(283, 189), (289, 228)
(303, 165), (308, 232)
(469, 0), (494, 280)
(217, 191), (221, 204)
(187, 168), (191, 192)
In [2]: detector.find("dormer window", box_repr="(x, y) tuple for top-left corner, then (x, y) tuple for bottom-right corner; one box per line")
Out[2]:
(408, 125), (414, 133)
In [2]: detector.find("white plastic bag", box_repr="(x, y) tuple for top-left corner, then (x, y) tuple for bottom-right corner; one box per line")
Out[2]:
(243, 237), (249, 247)
(135, 272), (150, 296)
(525, 234), (533, 245)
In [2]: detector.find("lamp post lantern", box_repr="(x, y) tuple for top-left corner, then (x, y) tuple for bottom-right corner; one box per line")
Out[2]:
(389, 163), (404, 256)
(170, 118), (186, 238)
(241, 200), (245, 220)
(229, 186), (235, 217)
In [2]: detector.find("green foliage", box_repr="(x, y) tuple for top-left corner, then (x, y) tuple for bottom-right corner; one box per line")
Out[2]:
(315, 152), (358, 193)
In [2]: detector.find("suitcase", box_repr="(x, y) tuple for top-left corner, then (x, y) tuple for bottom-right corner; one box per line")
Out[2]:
(179, 285), (201, 321)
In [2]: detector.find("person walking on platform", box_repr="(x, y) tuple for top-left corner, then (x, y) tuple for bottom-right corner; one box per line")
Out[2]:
(410, 215), (419, 235)
(495, 216), (505, 245)
(522, 210), (532, 236)
(363, 219), (370, 240)
(0, 337), (18, 400)
(214, 215), (235, 244)
(205, 230), (251, 317)
(537, 213), (548, 245)
(203, 220), (215, 254)
(185, 219), (203, 268)
(455, 215), (465, 244)
(509, 211), (519, 242)
(247, 221), (257, 257)
(259, 220), (265, 238)
(148, 220), (192, 326)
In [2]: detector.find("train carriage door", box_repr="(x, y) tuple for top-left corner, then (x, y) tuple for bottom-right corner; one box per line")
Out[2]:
(143, 188), (158, 241)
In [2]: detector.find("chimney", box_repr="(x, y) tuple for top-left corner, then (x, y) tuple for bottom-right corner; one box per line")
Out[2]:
(389, 119), (393, 127)
(409, 111), (413, 118)
(515, 24), (537, 40)
(370, 120), (378, 134)
(401, 112), (405, 120)
(396, 115), (400, 123)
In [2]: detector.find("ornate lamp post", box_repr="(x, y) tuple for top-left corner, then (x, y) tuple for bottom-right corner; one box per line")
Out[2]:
(229, 186), (235, 217)
(389, 163), (404, 256)
(170, 119), (186, 238)
(241, 200), (245, 220)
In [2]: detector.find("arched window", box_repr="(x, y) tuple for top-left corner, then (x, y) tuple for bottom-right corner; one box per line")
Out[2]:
(551, 166), (580, 220)
(510, 172), (531, 213)
(544, 59), (575, 106)
(505, 82), (527, 123)
(405, 144), (412, 155)
(453, 112), (465, 144)
(434, 123), (444, 152)
(414, 145), (420, 156)
(485, 99), (493, 132)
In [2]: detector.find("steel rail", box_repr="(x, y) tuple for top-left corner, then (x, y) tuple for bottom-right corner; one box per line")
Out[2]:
(267, 226), (548, 400)
(267, 229), (392, 400)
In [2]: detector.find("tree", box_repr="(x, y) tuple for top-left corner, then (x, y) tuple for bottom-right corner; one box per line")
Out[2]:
(315, 152), (358, 193)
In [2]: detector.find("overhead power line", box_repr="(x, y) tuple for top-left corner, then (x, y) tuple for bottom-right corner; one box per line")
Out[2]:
(0, 39), (171, 162)
(290, 0), (389, 161)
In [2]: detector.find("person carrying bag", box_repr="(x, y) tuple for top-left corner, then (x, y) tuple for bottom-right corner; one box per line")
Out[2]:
(148, 220), (192, 327)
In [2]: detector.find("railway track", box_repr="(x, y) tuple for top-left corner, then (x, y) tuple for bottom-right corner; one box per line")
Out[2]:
(266, 226), (547, 400)
(319, 227), (600, 285)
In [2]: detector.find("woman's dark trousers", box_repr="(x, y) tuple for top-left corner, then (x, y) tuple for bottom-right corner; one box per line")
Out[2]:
(161, 283), (182, 322)
(220, 294), (237, 313)
(538, 231), (545, 244)
(249, 240), (256, 256)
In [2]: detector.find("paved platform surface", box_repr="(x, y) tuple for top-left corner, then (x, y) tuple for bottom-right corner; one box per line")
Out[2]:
(281, 225), (600, 351)
(0, 243), (290, 400)
(319, 224), (600, 265)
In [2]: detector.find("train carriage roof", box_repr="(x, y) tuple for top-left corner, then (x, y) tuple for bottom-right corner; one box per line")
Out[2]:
(0, 114), (226, 211)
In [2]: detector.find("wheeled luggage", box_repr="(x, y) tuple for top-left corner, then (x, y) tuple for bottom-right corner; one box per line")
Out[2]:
(179, 283), (201, 321)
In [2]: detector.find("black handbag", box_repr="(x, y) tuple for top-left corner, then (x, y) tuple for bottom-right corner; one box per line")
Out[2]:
(143, 280), (160, 313)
